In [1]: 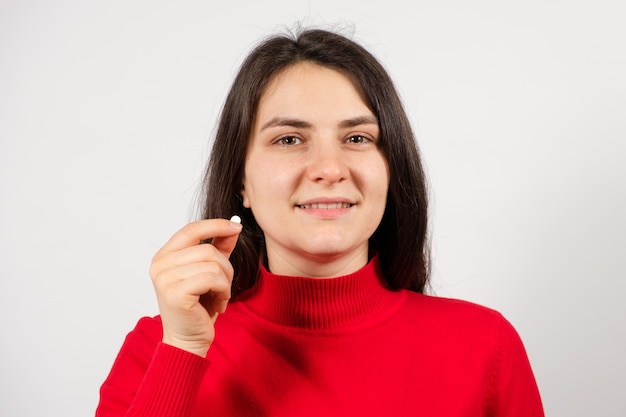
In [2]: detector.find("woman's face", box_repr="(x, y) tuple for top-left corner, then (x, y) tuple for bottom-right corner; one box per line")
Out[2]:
(241, 63), (389, 277)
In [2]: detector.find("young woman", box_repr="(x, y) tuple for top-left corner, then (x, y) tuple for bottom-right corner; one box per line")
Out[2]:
(96, 27), (544, 416)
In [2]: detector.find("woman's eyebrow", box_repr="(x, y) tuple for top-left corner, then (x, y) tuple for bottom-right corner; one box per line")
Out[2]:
(260, 115), (378, 131)
(338, 115), (378, 128)
(260, 117), (312, 131)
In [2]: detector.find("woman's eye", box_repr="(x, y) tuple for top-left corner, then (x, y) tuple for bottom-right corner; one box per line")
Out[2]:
(277, 136), (301, 145)
(346, 135), (369, 144)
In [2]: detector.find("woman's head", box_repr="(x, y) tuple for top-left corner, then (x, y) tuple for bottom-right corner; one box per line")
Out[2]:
(201, 27), (430, 295)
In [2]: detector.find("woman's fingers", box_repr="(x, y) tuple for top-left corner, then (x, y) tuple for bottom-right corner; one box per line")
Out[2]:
(151, 243), (234, 283)
(155, 261), (233, 294)
(170, 267), (232, 312)
(159, 218), (243, 255)
(149, 218), (243, 356)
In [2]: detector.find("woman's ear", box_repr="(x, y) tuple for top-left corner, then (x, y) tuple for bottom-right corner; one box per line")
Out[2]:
(241, 184), (251, 208)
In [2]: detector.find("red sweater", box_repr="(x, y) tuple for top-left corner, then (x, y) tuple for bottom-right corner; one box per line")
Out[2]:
(96, 258), (544, 416)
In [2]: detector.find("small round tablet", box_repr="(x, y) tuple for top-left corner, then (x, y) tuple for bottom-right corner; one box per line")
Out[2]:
(230, 215), (242, 224)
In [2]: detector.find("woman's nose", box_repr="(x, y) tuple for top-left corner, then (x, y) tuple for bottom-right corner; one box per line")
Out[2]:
(306, 140), (349, 184)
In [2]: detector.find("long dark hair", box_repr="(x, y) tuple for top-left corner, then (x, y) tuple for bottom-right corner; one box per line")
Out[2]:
(201, 27), (430, 296)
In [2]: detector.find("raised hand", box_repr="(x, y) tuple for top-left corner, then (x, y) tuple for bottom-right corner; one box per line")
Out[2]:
(149, 218), (243, 357)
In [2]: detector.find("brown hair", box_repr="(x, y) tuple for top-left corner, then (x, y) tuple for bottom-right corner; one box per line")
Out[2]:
(201, 27), (430, 296)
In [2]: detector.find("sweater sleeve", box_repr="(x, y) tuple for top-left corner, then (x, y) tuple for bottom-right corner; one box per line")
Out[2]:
(484, 313), (545, 417)
(95, 317), (209, 417)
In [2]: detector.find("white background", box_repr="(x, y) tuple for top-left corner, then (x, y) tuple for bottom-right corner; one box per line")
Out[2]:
(1, 1), (625, 416)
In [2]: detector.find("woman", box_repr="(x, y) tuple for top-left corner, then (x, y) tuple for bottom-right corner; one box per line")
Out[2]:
(96, 27), (544, 416)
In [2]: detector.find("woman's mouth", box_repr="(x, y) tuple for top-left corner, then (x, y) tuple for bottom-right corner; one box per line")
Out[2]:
(295, 201), (356, 219)
(296, 202), (354, 209)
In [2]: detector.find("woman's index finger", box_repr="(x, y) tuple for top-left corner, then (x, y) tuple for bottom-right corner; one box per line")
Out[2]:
(160, 219), (242, 252)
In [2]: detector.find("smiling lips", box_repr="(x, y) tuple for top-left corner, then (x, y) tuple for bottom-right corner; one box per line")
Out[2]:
(297, 202), (354, 209)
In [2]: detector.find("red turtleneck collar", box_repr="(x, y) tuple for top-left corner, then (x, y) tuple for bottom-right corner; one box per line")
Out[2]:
(238, 257), (406, 331)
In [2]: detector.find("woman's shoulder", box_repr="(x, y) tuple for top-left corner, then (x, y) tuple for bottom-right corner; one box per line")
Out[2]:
(401, 291), (515, 335)
(132, 314), (163, 330)
(397, 291), (530, 364)
(408, 291), (500, 312)
(121, 315), (164, 346)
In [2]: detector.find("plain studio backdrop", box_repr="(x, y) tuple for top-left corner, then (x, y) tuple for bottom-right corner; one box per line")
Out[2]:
(1, 0), (624, 416)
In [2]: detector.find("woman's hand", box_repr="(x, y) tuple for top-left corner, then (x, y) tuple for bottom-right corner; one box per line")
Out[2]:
(149, 218), (243, 357)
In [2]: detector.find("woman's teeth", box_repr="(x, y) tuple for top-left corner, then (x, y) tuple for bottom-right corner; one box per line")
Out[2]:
(298, 203), (352, 209)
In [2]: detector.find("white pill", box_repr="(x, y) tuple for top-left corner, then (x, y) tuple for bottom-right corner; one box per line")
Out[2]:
(230, 215), (242, 224)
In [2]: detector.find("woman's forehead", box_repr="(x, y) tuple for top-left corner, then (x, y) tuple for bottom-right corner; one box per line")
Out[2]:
(255, 63), (374, 125)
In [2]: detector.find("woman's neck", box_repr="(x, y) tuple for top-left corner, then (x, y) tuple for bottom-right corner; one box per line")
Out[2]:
(265, 246), (369, 278)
